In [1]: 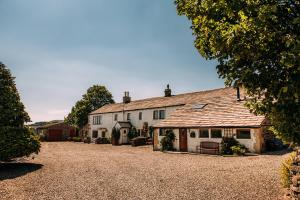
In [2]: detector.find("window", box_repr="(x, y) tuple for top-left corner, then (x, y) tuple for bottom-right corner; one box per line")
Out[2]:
(211, 129), (222, 138)
(224, 128), (234, 137)
(114, 114), (118, 121)
(127, 113), (131, 121)
(153, 110), (159, 120)
(159, 128), (164, 136)
(199, 129), (209, 138)
(159, 110), (165, 119)
(93, 115), (102, 125)
(139, 112), (143, 120)
(101, 131), (106, 138)
(237, 129), (251, 139)
(92, 130), (98, 138)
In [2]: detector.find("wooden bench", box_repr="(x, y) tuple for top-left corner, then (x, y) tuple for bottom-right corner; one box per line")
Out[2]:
(196, 141), (220, 155)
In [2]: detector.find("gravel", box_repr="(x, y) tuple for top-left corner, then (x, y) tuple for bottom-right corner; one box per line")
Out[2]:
(0, 142), (286, 200)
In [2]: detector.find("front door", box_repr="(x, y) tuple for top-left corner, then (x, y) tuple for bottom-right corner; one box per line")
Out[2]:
(179, 128), (188, 152)
(122, 129), (128, 144)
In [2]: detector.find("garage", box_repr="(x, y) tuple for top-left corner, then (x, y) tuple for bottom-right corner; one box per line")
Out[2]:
(37, 121), (77, 141)
(48, 129), (63, 141)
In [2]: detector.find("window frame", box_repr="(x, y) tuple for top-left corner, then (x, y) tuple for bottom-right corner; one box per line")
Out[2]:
(159, 110), (165, 119)
(101, 131), (106, 138)
(127, 113), (131, 121)
(153, 110), (159, 120)
(92, 130), (98, 138)
(236, 129), (251, 139)
(114, 114), (118, 121)
(139, 112), (143, 120)
(199, 129), (209, 138)
(93, 115), (102, 125)
(211, 129), (222, 138)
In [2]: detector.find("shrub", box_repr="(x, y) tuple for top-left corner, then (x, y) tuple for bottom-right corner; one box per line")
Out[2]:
(0, 127), (40, 161)
(128, 127), (139, 140)
(231, 145), (247, 156)
(160, 130), (175, 151)
(39, 134), (46, 142)
(72, 137), (81, 142)
(280, 151), (297, 188)
(83, 137), (91, 144)
(220, 137), (239, 155)
(149, 126), (154, 138)
(95, 137), (110, 144)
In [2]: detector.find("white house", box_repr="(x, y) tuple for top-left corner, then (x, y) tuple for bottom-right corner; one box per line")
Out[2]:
(89, 86), (268, 153)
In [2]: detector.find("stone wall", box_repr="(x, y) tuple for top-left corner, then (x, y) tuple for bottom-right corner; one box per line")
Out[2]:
(285, 150), (300, 200)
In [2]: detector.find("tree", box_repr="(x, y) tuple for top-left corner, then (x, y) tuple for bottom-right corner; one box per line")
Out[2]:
(160, 130), (176, 151)
(65, 85), (114, 129)
(175, 0), (300, 143)
(0, 62), (40, 161)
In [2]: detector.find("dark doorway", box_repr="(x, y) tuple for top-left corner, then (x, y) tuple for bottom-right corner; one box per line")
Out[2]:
(179, 128), (188, 152)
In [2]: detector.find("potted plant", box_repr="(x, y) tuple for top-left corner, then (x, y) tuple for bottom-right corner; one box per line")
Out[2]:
(231, 144), (247, 156)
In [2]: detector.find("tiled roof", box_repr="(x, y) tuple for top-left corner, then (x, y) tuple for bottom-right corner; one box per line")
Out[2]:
(154, 89), (265, 128)
(91, 87), (238, 114)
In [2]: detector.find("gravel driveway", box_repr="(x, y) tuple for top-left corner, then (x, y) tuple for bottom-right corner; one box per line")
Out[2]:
(0, 142), (286, 200)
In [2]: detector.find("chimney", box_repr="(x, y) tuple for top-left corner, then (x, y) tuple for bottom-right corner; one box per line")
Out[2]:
(123, 91), (131, 104)
(164, 84), (172, 97)
(236, 87), (241, 101)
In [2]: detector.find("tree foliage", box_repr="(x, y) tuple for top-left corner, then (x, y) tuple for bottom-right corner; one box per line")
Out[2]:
(0, 62), (40, 161)
(65, 85), (114, 129)
(160, 130), (176, 151)
(127, 127), (139, 140)
(175, 0), (300, 143)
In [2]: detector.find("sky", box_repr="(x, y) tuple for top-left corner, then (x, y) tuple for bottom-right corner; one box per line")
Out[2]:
(0, 0), (224, 122)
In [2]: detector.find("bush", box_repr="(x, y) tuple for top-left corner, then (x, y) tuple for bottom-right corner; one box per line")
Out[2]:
(231, 145), (247, 156)
(160, 130), (175, 151)
(131, 136), (147, 146)
(39, 134), (46, 142)
(0, 127), (41, 161)
(83, 137), (91, 143)
(128, 127), (139, 140)
(72, 137), (81, 142)
(220, 137), (239, 155)
(95, 137), (110, 144)
(280, 151), (297, 188)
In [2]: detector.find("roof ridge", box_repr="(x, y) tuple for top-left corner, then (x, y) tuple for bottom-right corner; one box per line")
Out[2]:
(91, 86), (233, 114)
(104, 86), (230, 106)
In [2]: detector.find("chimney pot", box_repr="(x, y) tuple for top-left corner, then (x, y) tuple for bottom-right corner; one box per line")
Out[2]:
(236, 87), (241, 101)
(123, 91), (131, 103)
(164, 84), (172, 97)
